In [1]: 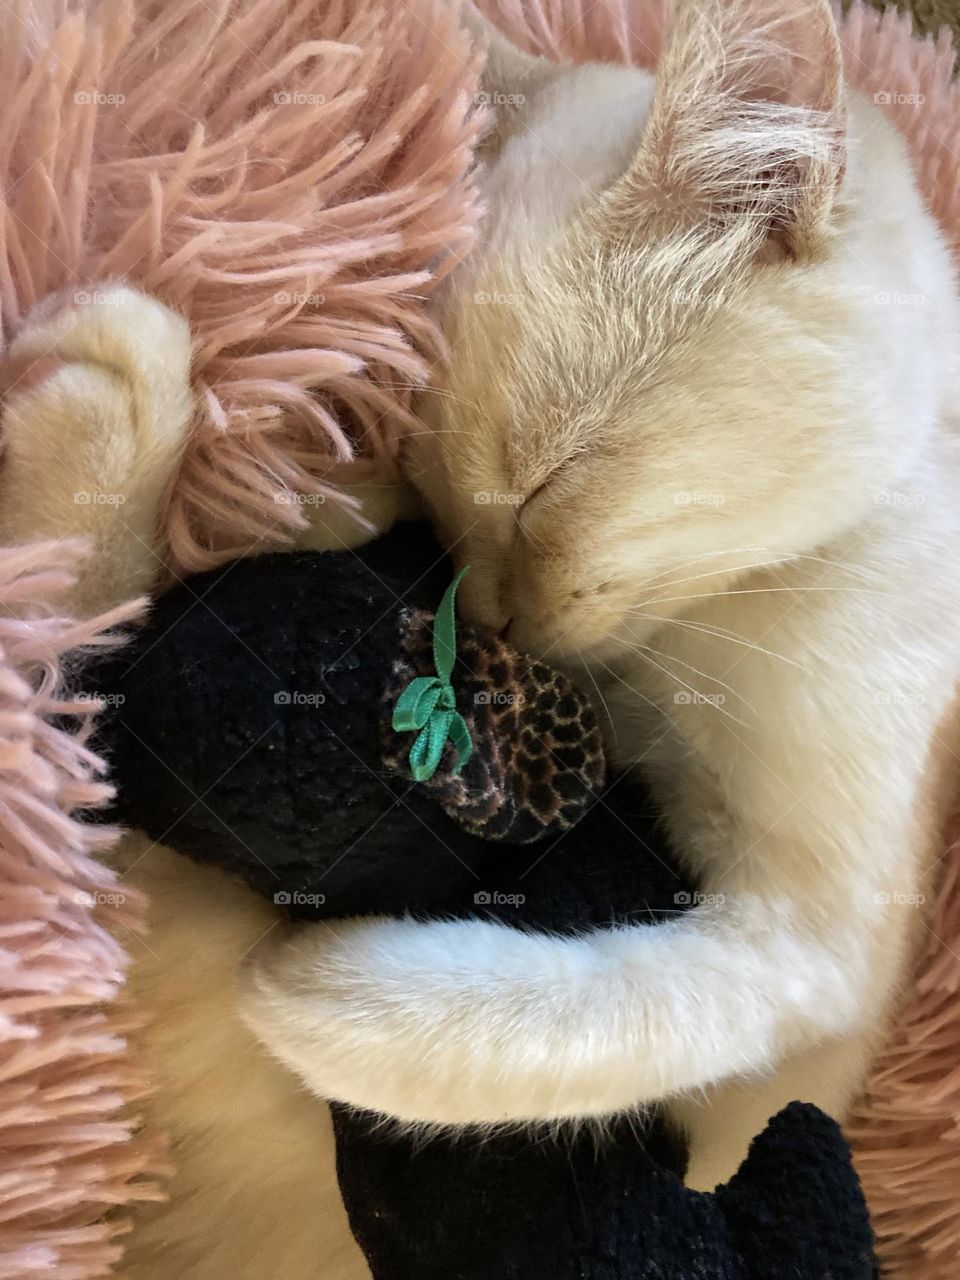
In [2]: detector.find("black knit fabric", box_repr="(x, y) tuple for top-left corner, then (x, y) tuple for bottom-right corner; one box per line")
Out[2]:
(85, 524), (876, 1279)
(333, 1102), (873, 1280)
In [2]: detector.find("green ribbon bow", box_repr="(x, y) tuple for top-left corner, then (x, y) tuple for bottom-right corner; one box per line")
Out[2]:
(392, 566), (474, 783)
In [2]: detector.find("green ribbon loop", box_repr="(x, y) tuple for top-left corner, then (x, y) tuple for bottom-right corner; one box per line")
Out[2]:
(392, 567), (473, 782)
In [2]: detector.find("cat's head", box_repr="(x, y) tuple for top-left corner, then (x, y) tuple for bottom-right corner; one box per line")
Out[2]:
(406, 0), (955, 663)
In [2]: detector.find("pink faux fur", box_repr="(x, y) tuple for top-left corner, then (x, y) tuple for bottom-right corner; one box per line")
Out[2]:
(0, 544), (160, 1280)
(0, 1), (957, 1277)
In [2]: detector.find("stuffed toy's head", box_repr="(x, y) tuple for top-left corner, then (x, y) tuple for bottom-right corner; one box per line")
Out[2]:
(89, 523), (605, 917)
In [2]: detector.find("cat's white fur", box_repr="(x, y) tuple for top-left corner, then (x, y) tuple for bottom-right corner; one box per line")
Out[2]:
(236, 0), (960, 1191)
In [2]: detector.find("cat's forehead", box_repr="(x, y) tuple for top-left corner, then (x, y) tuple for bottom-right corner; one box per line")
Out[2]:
(454, 221), (760, 470)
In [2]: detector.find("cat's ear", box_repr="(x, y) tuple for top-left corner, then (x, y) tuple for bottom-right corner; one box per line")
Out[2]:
(462, 3), (561, 137)
(603, 0), (846, 259)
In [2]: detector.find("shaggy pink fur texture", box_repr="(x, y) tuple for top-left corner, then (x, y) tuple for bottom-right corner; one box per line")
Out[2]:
(0, 545), (159, 1280)
(0, 1), (957, 1277)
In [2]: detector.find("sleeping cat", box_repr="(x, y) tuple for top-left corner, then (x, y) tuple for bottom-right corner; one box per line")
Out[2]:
(237, 0), (960, 1190)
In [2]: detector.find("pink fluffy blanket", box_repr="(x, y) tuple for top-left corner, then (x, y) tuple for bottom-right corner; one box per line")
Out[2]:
(0, 1), (958, 1277)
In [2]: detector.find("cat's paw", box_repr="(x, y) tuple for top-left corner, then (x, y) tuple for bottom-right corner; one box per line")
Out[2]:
(2, 283), (193, 447)
(0, 283), (196, 610)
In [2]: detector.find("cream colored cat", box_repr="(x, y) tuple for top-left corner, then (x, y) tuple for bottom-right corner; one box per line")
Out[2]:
(237, 0), (960, 1192)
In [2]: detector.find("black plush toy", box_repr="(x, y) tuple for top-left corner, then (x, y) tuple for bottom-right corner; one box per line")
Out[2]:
(88, 524), (876, 1280)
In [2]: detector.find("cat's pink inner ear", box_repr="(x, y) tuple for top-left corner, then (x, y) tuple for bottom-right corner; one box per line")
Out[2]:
(618, 0), (845, 258)
(730, 0), (844, 114)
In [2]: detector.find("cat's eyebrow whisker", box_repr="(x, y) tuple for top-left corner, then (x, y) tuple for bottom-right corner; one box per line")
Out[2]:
(633, 612), (807, 670)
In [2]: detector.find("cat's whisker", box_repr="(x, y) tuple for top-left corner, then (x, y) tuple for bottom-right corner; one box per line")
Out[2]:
(580, 657), (618, 748)
(644, 585), (897, 607)
(633, 547), (880, 595)
(632, 641), (760, 716)
(612, 639), (755, 731)
(632, 612), (807, 670)
(384, 383), (483, 414)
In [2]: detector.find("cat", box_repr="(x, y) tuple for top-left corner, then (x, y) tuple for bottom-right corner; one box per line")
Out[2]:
(236, 0), (960, 1191)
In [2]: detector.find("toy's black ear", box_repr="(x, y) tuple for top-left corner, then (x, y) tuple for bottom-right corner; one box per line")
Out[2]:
(382, 609), (606, 843)
(715, 1103), (875, 1280)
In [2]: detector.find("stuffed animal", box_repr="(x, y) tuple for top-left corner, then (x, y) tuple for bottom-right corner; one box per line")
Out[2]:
(87, 523), (876, 1280)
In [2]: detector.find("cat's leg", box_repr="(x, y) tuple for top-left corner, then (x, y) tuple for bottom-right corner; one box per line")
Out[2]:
(668, 1030), (879, 1191)
(0, 285), (194, 614)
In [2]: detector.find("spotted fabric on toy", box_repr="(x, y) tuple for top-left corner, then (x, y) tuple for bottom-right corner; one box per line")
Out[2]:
(382, 608), (606, 843)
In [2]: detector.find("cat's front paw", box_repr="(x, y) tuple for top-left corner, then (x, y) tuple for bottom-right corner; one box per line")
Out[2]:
(3, 284), (193, 422)
(0, 283), (196, 610)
